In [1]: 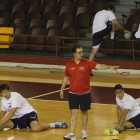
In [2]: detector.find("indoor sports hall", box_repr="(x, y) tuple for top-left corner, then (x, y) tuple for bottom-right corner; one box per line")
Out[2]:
(0, 63), (139, 140)
(0, 0), (140, 140)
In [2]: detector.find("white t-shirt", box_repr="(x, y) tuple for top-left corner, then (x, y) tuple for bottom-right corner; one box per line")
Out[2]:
(135, 24), (140, 38)
(92, 10), (116, 34)
(116, 93), (140, 120)
(1, 92), (36, 118)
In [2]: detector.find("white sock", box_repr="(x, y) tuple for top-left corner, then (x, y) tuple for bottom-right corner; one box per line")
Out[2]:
(111, 32), (115, 39)
(69, 133), (74, 135)
(82, 130), (87, 133)
(49, 123), (55, 128)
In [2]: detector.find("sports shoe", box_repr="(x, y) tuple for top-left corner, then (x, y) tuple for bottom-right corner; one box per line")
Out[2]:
(81, 130), (88, 139)
(102, 129), (119, 136)
(54, 121), (68, 128)
(110, 36), (119, 43)
(63, 133), (76, 140)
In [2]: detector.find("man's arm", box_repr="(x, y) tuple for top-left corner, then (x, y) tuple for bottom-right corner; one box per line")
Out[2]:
(113, 19), (130, 33)
(115, 109), (130, 131)
(118, 109), (130, 126)
(0, 111), (7, 122)
(0, 108), (17, 126)
(95, 64), (119, 70)
(117, 105), (122, 122)
(60, 76), (70, 99)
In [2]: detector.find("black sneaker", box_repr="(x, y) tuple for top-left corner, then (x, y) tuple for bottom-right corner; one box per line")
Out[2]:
(110, 36), (119, 42)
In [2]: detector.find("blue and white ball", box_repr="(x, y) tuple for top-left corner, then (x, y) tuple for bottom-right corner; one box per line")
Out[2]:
(124, 32), (132, 40)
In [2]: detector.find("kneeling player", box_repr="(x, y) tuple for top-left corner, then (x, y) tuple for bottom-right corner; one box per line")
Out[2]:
(103, 84), (140, 135)
(0, 84), (68, 131)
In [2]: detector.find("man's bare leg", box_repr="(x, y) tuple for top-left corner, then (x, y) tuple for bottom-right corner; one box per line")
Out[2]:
(30, 121), (51, 131)
(81, 110), (88, 130)
(120, 121), (134, 131)
(30, 121), (68, 132)
(70, 109), (78, 133)
(89, 48), (99, 61)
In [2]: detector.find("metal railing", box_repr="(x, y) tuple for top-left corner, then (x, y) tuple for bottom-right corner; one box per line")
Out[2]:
(0, 33), (138, 61)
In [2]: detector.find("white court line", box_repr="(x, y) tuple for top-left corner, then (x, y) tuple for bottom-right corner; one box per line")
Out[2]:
(28, 87), (69, 99)
(0, 96), (116, 106)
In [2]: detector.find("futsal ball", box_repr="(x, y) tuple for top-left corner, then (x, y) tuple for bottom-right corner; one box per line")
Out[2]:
(124, 32), (132, 40)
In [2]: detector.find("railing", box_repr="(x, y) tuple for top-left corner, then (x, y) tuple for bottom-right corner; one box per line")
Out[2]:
(0, 33), (138, 61)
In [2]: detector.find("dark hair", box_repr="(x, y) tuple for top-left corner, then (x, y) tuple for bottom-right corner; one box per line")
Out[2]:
(114, 84), (123, 91)
(0, 84), (10, 93)
(105, 4), (115, 13)
(72, 46), (82, 53)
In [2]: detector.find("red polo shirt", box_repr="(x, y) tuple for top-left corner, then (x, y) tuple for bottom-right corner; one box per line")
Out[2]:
(65, 58), (98, 94)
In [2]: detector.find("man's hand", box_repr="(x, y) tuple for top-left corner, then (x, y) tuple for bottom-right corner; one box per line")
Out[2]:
(124, 30), (131, 33)
(110, 66), (120, 70)
(60, 91), (64, 99)
(114, 125), (123, 131)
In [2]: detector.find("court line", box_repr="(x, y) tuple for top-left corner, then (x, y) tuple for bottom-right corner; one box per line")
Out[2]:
(0, 96), (116, 105)
(28, 88), (69, 99)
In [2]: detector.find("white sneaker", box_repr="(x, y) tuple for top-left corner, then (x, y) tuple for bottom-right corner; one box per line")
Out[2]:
(63, 133), (76, 140)
(81, 130), (88, 139)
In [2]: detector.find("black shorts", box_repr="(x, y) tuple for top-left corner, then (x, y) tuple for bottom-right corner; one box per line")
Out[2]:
(11, 111), (38, 129)
(128, 113), (140, 128)
(136, 38), (140, 42)
(92, 21), (113, 48)
(68, 92), (91, 111)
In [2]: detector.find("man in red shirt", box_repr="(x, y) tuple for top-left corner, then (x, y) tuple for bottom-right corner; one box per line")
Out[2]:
(60, 46), (119, 140)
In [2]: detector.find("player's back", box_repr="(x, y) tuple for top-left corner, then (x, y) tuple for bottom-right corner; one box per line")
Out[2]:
(93, 10), (113, 26)
(92, 10), (116, 34)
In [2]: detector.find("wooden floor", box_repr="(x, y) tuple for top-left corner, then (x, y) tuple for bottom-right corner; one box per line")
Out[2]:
(0, 66), (139, 88)
(0, 66), (140, 140)
(0, 100), (140, 140)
